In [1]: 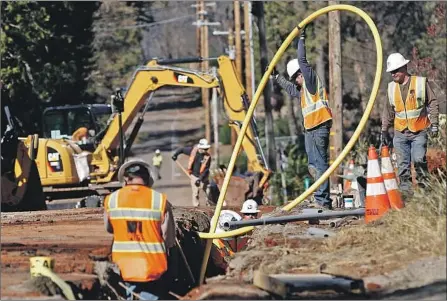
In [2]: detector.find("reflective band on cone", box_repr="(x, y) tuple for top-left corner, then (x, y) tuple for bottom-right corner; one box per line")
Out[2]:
(381, 146), (404, 209)
(365, 146), (391, 223)
(344, 159), (355, 193)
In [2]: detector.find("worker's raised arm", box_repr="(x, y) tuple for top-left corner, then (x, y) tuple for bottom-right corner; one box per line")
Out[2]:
(274, 74), (301, 98)
(297, 35), (318, 95)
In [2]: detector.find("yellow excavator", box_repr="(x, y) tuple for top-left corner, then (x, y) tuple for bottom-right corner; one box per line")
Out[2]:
(36, 55), (272, 206)
(1, 102), (47, 212)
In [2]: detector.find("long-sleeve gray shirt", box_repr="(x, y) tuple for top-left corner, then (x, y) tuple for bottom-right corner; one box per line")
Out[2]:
(274, 37), (318, 98)
(381, 77), (438, 132)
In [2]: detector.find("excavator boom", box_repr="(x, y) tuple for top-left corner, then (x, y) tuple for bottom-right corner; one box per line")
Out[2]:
(91, 56), (271, 187)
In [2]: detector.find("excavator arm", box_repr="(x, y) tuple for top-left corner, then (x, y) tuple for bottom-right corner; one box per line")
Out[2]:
(90, 56), (271, 191)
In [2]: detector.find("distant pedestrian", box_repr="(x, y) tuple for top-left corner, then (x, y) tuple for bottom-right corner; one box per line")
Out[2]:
(152, 149), (162, 180)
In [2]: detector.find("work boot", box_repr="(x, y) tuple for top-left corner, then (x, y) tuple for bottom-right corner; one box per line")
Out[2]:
(308, 196), (333, 210)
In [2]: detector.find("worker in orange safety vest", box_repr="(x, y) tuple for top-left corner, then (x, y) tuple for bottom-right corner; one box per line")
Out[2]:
(104, 159), (176, 300)
(381, 52), (438, 197)
(172, 138), (212, 207)
(271, 25), (333, 210)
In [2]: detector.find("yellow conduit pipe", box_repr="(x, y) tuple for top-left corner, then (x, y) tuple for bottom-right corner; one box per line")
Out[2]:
(198, 4), (383, 284)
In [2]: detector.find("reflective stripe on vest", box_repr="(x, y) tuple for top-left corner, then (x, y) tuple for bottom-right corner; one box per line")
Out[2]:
(188, 146), (210, 175)
(300, 76), (332, 130)
(106, 186), (168, 282)
(112, 241), (166, 254)
(387, 76), (429, 132)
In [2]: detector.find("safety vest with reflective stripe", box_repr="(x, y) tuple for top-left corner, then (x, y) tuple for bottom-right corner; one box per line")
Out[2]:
(388, 76), (430, 132)
(104, 185), (168, 282)
(152, 155), (162, 167)
(188, 146), (210, 175)
(300, 76), (333, 130)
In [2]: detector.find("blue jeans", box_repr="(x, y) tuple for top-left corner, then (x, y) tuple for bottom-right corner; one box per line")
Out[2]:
(124, 279), (165, 300)
(393, 129), (428, 194)
(304, 122), (331, 207)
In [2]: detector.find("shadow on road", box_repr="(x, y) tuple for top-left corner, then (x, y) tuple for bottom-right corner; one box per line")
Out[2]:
(132, 127), (202, 154)
(154, 183), (190, 190)
(371, 280), (447, 300)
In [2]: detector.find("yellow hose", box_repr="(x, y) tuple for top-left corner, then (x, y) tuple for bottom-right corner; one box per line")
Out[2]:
(198, 4), (383, 284)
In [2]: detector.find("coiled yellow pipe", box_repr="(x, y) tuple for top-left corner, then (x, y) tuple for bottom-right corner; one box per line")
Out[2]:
(198, 4), (383, 284)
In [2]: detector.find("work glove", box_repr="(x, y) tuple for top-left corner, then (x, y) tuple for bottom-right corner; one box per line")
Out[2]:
(195, 179), (201, 187)
(381, 131), (391, 147)
(171, 154), (177, 161)
(271, 67), (279, 79)
(299, 25), (307, 40)
(430, 124), (439, 138)
(266, 66), (279, 80)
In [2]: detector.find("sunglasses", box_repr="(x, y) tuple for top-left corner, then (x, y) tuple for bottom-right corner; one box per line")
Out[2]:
(390, 67), (403, 75)
(244, 213), (258, 217)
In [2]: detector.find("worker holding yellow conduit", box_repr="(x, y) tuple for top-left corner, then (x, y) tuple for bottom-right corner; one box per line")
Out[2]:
(271, 26), (333, 210)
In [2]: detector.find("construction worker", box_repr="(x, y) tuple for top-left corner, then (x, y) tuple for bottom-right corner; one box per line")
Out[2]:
(240, 199), (260, 220)
(72, 126), (89, 143)
(103, 159), (176, 300)
(381, 53), (438, 196)
(152, 149), (162, 180)
(211, 210), (241, 272)
(271, 26), (333, 210)
(172, 138), (212, 207)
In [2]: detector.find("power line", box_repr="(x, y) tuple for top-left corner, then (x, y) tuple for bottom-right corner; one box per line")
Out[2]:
(94, 14), (196, 32)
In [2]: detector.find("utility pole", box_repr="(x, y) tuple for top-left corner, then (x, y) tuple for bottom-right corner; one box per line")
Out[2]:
(328, 0), (342, 187)
(212, 67), (220, 167)
(199, 0), (211, 142)
(231, 1), (242, 148)
(243, 1), (253, 101)
(234, 1), (242, 79)
(195, 0), (201, 59)
(253, 1), (276, 171)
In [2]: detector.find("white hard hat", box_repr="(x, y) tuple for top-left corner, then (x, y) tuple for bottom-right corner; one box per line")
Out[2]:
(211, 210), (242, 240)
(386, 53), (410, 72)
(118, 159), (154, 187)
(286, 59), (300, 79)
(198, 138), (211, 149)
(155, 149), (160, 154)
(240, 199), (260, 214)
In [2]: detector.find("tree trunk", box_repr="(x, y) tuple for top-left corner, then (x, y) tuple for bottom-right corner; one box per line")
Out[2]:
(254, 2), (276, 171)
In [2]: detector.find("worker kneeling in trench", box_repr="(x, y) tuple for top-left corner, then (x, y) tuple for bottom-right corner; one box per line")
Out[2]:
(103, 159), (176, 300)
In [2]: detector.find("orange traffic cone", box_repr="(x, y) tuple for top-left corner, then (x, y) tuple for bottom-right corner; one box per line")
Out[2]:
(343, 159), (355, 193)
(365, 146), (391, 223)
(381, 146), (404, 210)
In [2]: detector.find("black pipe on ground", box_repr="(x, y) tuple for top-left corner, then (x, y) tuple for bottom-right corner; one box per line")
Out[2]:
(223, 208), (365, 230)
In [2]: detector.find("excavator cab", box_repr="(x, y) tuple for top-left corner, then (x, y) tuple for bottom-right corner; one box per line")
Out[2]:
(41, 104), (112, 151)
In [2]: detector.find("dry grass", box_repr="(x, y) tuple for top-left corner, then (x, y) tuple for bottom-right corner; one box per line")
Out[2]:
(228, 172), (446, 281)
(326, 171), (446, 258)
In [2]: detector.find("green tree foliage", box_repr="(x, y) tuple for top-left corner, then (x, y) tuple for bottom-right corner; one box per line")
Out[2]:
(1, 1), (99, 132)
(87, 2), (143, 102)
(413, 2), (446, 108)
